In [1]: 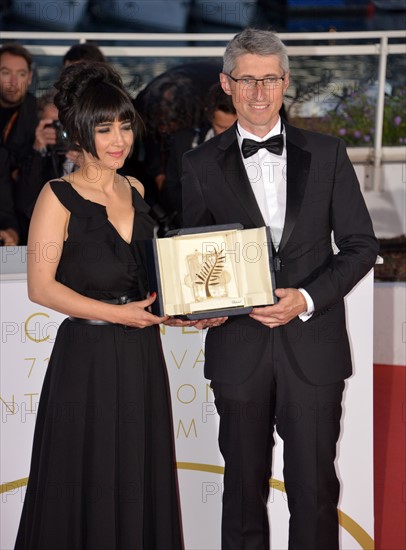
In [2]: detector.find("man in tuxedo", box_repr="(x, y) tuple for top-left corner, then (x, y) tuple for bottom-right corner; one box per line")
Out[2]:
(182, 29), (378, 550)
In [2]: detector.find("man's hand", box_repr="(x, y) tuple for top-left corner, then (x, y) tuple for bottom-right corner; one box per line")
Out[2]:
(33, 119), (57, 151)
(155, 173), (166, 192)
(194, 317), (228, 330)
(163, 317), (198, 328)
(0, 228), (19, 246)
(249, 288), (307, 328)
(65, 149), (83, 167)
(164, 316), (228, 329)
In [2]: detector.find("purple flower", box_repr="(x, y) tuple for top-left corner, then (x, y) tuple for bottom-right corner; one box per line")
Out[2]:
(354, 130), (362, 139)
(338, 128), (346, 136)
(364, 135), (371, 143)
(394, 116), (402, 126)
(399, 137), (406, 144)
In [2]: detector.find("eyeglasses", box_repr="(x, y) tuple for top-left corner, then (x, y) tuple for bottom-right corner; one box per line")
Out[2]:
(225, 73), (286, 88)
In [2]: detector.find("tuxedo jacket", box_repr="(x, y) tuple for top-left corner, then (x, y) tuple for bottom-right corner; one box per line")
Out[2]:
(182, 122), (378, 386)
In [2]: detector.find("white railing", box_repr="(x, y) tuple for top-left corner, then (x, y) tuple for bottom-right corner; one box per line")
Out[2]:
(1, 30), (405, 191)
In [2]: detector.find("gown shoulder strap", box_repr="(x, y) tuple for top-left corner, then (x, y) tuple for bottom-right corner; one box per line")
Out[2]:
(48, 179), (105, 220)
(48, 179), (77, 212)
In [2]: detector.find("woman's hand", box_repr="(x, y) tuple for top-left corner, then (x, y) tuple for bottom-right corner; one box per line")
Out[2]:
(120, 294), (169, 328)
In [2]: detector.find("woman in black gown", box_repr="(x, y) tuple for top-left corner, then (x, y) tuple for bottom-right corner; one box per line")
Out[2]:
(15, 61), (184, 550)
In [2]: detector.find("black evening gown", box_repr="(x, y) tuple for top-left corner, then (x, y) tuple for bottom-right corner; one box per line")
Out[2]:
(15, 179), (183, 550)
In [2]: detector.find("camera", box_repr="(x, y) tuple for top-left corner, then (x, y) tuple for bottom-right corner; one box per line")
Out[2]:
(44, 120), (69, 155)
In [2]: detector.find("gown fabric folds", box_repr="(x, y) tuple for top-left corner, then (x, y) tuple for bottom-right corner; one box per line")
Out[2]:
(15, 179), (183, 550)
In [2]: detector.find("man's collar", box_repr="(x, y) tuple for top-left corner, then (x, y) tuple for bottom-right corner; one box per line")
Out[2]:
(236, 118), (283, 145)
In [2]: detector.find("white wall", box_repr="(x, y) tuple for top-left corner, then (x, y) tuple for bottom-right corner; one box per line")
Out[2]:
(354, 162), (406, 239)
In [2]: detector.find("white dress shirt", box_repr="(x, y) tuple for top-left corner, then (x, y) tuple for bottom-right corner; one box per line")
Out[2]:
(237, 119), (286, 249)
(237, 118), (314, 320)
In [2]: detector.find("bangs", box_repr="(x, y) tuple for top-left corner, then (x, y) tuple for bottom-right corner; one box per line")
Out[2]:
(75, 81), (137, 157)
(92, 87), (136, 126)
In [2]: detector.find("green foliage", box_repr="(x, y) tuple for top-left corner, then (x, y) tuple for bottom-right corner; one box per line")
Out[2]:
(327, 90), (405, 146)
(291, 89), (406, 147)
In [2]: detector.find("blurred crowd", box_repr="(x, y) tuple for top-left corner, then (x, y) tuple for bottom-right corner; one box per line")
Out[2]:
(0, 41), (241, 245)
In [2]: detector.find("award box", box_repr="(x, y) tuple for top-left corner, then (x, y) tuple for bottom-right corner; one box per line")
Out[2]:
(145, 224), (277, 320)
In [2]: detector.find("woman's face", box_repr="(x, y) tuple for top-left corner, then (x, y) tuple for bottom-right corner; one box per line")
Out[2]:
(88, 119), (133, 170)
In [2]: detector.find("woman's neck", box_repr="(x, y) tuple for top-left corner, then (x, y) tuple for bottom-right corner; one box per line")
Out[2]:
(70, 164), (120, 193)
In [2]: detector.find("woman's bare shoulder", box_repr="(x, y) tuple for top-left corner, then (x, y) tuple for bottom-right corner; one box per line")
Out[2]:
(124, 176), (145, 198)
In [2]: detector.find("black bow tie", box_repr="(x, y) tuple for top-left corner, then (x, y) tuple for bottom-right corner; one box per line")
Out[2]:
(241, 134), (284, 158)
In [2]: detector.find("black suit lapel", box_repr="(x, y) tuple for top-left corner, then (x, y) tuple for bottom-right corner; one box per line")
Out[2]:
(278, 126), (311, 252)
(219, 124), (265, 228)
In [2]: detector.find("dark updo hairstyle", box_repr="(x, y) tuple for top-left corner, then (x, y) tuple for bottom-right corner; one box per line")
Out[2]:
(54, 61), (142, 158)
(62, 42), (105, 66)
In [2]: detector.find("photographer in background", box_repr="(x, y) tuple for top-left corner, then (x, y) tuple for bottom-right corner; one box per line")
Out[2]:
(0, 43), (38, 181)
(14, 88), (81, 244)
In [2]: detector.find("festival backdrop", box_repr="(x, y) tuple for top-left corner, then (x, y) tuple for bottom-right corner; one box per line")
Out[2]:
(1, 253), (374, 549)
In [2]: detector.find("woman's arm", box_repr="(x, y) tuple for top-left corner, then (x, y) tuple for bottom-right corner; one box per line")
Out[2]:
(27, 183), (166, 328)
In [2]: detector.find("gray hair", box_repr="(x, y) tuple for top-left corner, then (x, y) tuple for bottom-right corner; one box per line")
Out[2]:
(37, 87), (57, 116)
(222, 28), (289, 76)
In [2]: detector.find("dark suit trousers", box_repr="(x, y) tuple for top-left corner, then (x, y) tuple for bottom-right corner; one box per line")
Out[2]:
(211, 327), (345, 550)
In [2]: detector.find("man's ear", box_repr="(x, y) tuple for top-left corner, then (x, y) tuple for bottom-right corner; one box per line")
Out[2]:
(283, 71), (290, 93)
(219, 73), (232, 96)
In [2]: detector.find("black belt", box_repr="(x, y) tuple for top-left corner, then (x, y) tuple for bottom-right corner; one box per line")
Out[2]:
(68, 294), (140, 326)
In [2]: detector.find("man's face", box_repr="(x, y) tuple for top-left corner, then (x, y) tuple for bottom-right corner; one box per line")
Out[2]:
(211, 109), (237, 136)
(0, 53), (32, 108)
(220, 53), (289, 138)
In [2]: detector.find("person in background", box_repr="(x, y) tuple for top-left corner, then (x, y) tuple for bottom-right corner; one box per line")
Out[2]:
(0, 147), (19, 245)
(124, 61), (222, 206)
(182, 28), (378, 550)
(119, 61), (222, 236)
(62, 42), (106, 66)
(0, 43), (38, 182)
(162, 82), (237, 228)
(14, 61), (185, 549)
(204, 81), (239, 140)
(13, 88), (82, 244)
